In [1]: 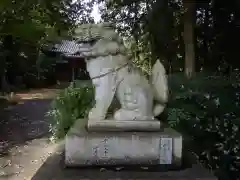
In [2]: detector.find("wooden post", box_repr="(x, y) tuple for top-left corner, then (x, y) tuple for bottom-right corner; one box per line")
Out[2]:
(72, 67), (75, 88)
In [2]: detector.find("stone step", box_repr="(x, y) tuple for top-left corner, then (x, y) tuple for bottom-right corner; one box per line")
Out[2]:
(87, 119), (161, 132)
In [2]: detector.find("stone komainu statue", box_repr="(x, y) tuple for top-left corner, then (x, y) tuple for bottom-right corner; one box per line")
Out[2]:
(74, 23), (168, 121)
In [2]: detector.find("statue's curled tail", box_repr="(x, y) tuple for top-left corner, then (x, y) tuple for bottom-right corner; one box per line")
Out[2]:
(150, 60), (168, 116)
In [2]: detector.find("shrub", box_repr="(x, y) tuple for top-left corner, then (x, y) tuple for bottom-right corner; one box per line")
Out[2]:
(168, 72), (240, 179)
(47, 82), (94, 140)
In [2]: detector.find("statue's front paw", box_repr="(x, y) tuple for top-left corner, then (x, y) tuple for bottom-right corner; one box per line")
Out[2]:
(113, 110), (122, 120)
(114, 109), (129, 120)
(88, 108), (105, 120)
(114, 109), (153, 121)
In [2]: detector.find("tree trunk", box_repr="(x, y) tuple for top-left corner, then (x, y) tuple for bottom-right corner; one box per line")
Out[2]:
(202, 5), (210, 71)
(0, 35), (12, 93)
(183, 0), (196, 78)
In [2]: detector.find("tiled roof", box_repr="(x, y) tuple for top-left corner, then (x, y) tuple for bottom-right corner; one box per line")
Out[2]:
(52, 40), (91, 54)
(42, 40), (92, 58)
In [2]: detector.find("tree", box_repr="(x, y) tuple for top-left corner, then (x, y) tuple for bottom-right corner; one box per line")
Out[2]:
(0, 0), (94, 90)
(183, 0), (196, 78)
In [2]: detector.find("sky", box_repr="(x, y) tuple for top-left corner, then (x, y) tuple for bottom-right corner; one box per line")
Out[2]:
(91, 3), (101, 23)
(72, 0), (101, 23)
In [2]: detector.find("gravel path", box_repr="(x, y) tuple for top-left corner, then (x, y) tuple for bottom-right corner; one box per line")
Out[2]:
(0, 88), (59, 180)
(0, 98), (57, 180)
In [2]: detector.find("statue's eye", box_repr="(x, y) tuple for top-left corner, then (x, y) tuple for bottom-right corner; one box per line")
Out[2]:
(90, 39), (98, 46)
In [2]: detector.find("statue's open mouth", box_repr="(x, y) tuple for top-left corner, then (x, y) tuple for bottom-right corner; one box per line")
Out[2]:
(41, 39), (94, 58)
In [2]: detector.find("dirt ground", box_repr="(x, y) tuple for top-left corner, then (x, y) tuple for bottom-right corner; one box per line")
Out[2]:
(0, 88), (216, 180)
(0, 89), (58, 180)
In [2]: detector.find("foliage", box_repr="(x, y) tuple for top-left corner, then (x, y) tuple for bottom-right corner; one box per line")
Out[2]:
(47, 83), (94, 140)
(0, 0), (94, 40)
(99, 0), (240, 75)
(98, 0), (184, 72)
(168, 72), (240, 179)
(0, 0), (95, 91)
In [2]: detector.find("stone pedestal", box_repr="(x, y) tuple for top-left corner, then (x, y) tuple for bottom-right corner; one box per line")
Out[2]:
(65, 119), (182, 167)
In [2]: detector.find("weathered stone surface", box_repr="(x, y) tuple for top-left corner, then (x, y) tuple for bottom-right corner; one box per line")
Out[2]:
(30, 136), (217, 180)
(87, 119), (161, 132)
(65, 119), (182, 167)
(76, 23), (168, 122)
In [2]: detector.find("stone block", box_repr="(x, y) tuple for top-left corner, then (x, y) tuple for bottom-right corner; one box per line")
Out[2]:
(87, 119), (161, 132)
(65, 119), (182, 167)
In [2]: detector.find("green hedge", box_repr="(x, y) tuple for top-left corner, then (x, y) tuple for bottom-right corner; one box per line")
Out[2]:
(47, 82), (94, 140)
(168, 72), (240, 180)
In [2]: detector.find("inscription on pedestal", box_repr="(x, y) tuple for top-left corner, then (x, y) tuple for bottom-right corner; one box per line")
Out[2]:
(90, 137), (174, 165)
(91, 137), (114, 164)
(98, 138), (110, 159)
(159, 137), (173, 164)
